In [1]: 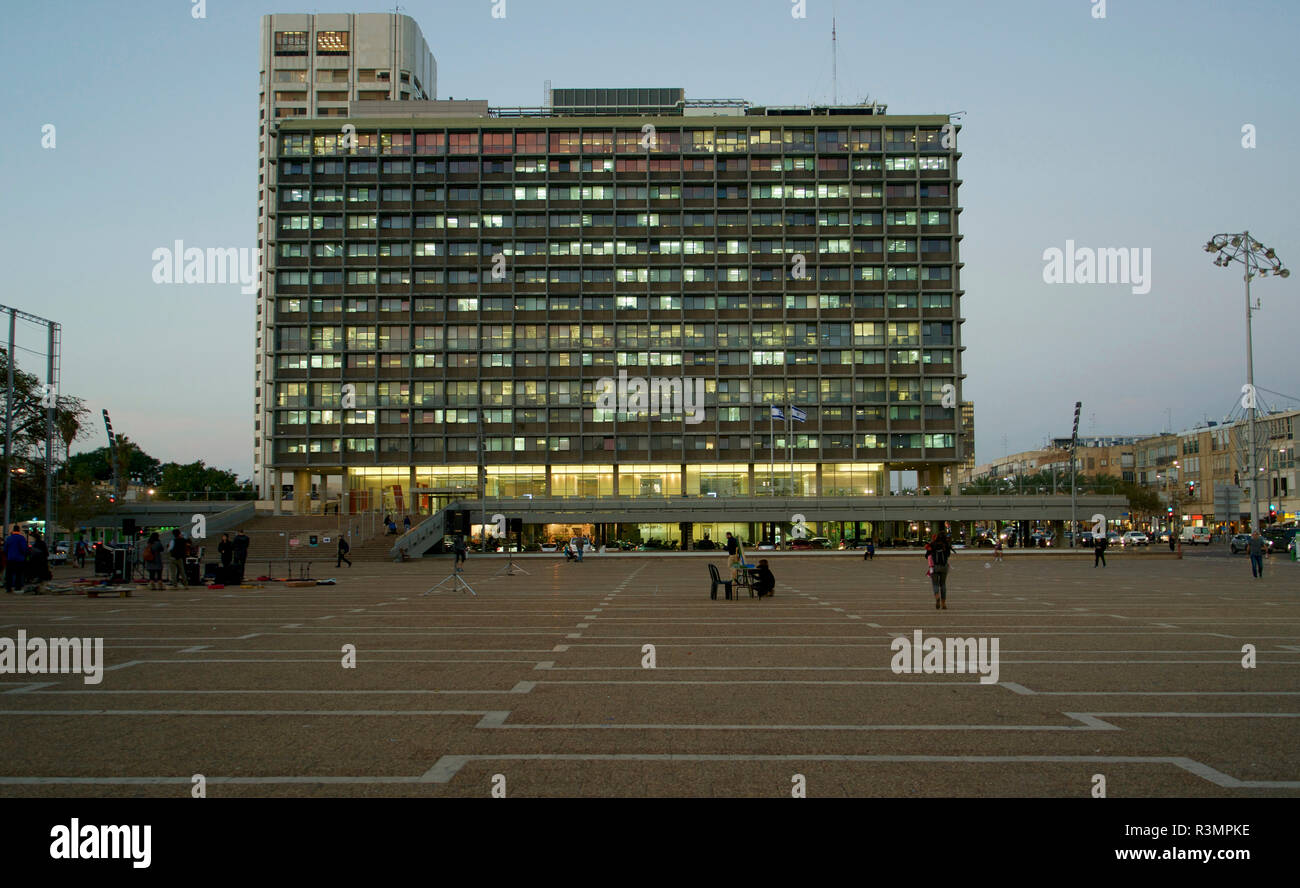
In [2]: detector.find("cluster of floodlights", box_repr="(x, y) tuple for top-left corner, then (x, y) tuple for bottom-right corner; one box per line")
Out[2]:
(1204, 234), (1290, 277)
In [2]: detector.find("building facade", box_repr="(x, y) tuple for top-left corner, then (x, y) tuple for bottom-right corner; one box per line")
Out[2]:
(256, 13), (436, 500)
(255, 20), (966, 525)
(1136, 412), (1297, 530)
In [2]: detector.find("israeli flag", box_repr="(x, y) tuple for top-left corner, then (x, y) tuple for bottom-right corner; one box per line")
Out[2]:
(790, 405), (808, 423)
(770, 405), (785, 420)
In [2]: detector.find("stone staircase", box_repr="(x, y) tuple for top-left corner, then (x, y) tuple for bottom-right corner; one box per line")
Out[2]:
(218, 514), (421, 567)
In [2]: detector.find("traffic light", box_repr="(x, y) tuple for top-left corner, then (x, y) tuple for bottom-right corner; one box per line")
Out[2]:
(1167, 506), (1174, 515)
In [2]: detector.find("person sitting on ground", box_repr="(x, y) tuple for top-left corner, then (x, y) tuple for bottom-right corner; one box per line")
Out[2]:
(752, 558), (775, 598)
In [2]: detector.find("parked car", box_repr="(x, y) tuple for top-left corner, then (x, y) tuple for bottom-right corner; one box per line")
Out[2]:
(1180, 526), (1212, 545)
(1228, 533), (1265, 554)
(48, 542), (70, 566)
(1106, 532), (1123, 548)
(1262, 528), (1295, 554)
(540, 542), (559, 553)
(1078, 531), (1095, 547)
(790, 536), (831, 550)
(1122, 531), (1149, 547)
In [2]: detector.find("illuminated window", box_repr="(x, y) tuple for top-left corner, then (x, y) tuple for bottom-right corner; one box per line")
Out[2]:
(274, 31), (307, 54)
(316, 31), (350, 54)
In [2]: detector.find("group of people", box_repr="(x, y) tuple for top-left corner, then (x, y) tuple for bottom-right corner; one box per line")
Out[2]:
(141, 528), (250, 589)
(717, 532), (775, 599)
(3, 526), (52, 594)
(384, 514), (412, 536)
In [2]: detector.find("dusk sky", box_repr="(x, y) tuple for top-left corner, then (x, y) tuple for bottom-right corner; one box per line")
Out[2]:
(2, 0), (1296, 478)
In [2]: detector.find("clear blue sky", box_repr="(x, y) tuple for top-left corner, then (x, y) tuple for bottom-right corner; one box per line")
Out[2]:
(2, 0), (1296, 477)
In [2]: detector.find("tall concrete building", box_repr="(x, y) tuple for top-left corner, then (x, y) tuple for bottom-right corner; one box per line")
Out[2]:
(256, 16), (970, 545)
(255, 13), (435, 500)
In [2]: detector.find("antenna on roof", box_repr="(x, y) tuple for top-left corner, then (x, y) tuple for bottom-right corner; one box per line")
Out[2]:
(831, 4), (838, 105)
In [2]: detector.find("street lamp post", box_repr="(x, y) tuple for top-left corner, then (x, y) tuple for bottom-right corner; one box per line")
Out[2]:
(1205, 233), (1289, 532)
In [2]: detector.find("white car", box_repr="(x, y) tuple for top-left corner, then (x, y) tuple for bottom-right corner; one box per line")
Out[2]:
(540, 543), (559, 553)
(1122, 531), (1149, 546)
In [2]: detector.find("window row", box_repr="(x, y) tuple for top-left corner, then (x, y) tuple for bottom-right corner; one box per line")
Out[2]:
(280, 127), (953, 157)
(274, 292), (956, 315)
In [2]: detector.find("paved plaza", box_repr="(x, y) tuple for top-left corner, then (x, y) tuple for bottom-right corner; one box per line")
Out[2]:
(0, 550), (1296, 798)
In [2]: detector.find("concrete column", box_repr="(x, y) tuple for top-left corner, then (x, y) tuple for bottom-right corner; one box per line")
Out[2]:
(293, 470), (311, 515)
(272, 470), (281, 516)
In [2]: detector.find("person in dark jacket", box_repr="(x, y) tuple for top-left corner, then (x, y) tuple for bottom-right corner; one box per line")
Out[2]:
(337, 535), (352, 568)
(168, 529), (189, 587)
(4, 527), (28, 593)
(28, 531), (51, 588)
(725, 532), (739, 558)
(218, 534), (234, 568)
(145, 532), (165, 590)
(752, 559), (775, 598)
(927, 532), (954, 610)
(1094, 533), (1107, 568)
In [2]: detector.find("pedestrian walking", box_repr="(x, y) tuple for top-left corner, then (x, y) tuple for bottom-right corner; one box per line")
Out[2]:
(4, 526), (28, 593)
(337, 535), (352, 568)
(1094, 533), (1107, 568)
(144, 532), (165, 590)
(1248, 530), (1265, 579)
(168, 529), (188, 587)
(74, 534), (87, 569)
(725, 532), (739, 558)
(993, 538), (1003, 563)
(927, 531), (954, 610)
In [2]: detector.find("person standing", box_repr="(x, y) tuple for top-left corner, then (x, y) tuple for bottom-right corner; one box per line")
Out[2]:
(403, 514), (412, 535)
(725, 532), (738, 560)
(232, 529), (250, 583)
(144, 532), (165, 590)
(1248, 530), (1265, 579)
(571, 534), (584, 562)
(168, 529), (189, 587)
(453, 533), (467, 567)
(218, 534), (234, 570)
(928, 531), (954, 610)
(336, 535), (352, 568)
(993, 537), (1003, 563)
(1094, 532), (1107, 568)
(28, 531), (51, 590)
(74, 534), (88, 568)
(4, 527), (28, 593)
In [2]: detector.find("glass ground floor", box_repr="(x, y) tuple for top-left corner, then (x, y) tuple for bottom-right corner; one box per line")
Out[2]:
(285, 462), (894, 514)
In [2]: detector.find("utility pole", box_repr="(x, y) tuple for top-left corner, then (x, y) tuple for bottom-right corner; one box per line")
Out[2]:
(1070, 401), (1081, 547)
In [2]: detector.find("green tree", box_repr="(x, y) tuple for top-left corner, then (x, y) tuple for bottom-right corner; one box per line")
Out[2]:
(158, 461), (247, 498)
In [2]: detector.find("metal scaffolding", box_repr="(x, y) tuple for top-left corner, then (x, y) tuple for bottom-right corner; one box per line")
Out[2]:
(1, 304), (61, 534)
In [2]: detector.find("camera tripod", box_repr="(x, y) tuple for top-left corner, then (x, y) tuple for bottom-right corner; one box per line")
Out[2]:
(491, 534), (529, 578)
(422, 562), (477, 597)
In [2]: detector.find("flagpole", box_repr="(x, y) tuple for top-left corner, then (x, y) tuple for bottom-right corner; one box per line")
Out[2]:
(787, 405), (794, 499)
(769, 407), (775, 497)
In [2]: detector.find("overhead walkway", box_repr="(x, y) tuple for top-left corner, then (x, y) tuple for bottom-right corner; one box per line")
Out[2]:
(424, 494), (1128, 526)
